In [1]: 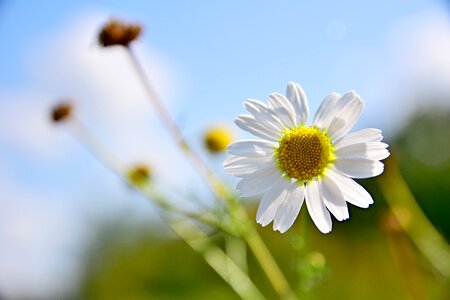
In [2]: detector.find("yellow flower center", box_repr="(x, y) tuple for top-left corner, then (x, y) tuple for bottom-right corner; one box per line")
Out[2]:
(276, 126), (334, 182)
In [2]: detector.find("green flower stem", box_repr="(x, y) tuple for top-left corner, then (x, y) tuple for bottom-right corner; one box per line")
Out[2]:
(226, 235), (249, 274)
(170, 219), (266, 300)
(378, 157), (450, 279)
(232, 206), (297, 300)
(68, 117), (224, 229)
(66, 116), (265, 299)
(125, 45), (297, 299)
(125, 46), (227, 200)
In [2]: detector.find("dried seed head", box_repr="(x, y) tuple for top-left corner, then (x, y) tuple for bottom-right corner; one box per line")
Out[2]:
(51, 102), (72, 123)
(127, 164), (152, 187)
(99, 19), (142, 47)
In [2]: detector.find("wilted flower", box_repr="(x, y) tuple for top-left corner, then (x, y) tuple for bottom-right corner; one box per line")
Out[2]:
(51, 102), (72, 123)
(224, 82), (389, 233)
(99, 19), (142, 47)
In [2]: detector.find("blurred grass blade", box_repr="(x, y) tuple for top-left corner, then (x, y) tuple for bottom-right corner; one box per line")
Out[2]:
(378, 157), (450, 279)
(170, 219), (265, 300)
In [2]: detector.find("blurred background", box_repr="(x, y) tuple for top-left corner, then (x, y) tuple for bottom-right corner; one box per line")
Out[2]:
(0, 0), (449, 299)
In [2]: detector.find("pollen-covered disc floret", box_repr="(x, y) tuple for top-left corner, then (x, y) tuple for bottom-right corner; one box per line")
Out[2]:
(224, 82), (389, 234)
(276, 127), (334, 181)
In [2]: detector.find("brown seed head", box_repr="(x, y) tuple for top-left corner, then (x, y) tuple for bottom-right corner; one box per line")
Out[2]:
(51, 102), (72, 123)
(99, 19), (142, 47)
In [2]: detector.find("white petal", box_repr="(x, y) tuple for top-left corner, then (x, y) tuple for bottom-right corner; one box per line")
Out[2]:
(320, 176), (349, 221)
(334, 158), (384, 179)
(227, 140), (276, 157)
(256, 177), (291, 226)
(286, 82), (309, 125)
(336, 142), (390, 161)
(235, 115), (280, 141)
(268, 93), (296, 128)
(313, 92), (341, 128)
(244, 99), (284, 132)
(305, 179), (332, 233)
(237, 168), (282, 197)
(325, 169), (373, 208)
(273, 183), (305, 233)
(334, 128), (383, 148)
(223, 155), (276, 177)
(326, 92), (364, 140)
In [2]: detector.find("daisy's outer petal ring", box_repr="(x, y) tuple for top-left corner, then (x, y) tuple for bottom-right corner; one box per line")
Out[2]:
(333, 128), (383, 148)
(237, 168), (282, 197)
(273, 182), (305, 233)
(227, 140), (277, 157)
(235, 115), (279, 141)
(334, 158), (384, 179)
(244, 99), (284, 132)
(286, 82), (309, 125)
(223, 155), (276, 177)
(325, 168), (374, 208)
(305, 179), (332, 233)
(336, 142), (390, 161)
(268, 92), (296, 128)
(313, 92), (341, 128)
(256, 177), (291, 226)
(320, 176), (349, 221)
(326, 92), (364, 140)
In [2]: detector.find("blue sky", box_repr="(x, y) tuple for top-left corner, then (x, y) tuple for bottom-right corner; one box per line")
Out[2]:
(1, 0), (450, 298)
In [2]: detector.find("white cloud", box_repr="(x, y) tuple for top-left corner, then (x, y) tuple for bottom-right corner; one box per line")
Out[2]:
(365, 9), (450, 135)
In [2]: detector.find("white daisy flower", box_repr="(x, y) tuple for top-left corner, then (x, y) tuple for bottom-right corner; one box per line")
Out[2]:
(224, 82), (389, 234)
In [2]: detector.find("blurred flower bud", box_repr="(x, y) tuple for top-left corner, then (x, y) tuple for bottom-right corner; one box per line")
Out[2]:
(51, 102), (72, 123)
(99, 19), (142, 47)
(127, 164), (151, 187)
(307, 251), (326, 270)
(204, 125), (234, 154)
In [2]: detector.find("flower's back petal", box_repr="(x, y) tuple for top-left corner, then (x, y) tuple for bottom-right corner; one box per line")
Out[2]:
(237, 168), (282, 197)
(336, 142), (390, 161)
(273, 183), (305, 233)
(334, 128), (383, 148)
(305, 180), (332, 233)
(223, 155), (275, 177)
(326, 168), (374, 208)
(227, 140), (276, 157)
(256, 177), (291, 226)
(326, 92), (364, 140)
(235, 115), (279, 141)
(286, 82), (309, 125)
(268, 92), (296, 128)
(313, 92), (341, 128)
(320, 176), (349, 221)
(334, 158), (384, 179)
(244, 99), (284, 132)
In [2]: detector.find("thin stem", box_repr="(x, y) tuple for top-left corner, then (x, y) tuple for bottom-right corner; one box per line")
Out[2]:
(65, 116), (265, 299)
(125, 46), (226, 200)
(170, 219), (266, 300)
(124, 45), (297, 299)
(67, 117), (219, 227)
(378, 157), (450, 279)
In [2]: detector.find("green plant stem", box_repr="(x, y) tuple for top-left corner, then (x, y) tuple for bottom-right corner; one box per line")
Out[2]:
(170, 219), (265, 300)
(232, 207), (297, 300)
(378, 158), (450, 279)
(125, 45), (298, 299)
(66, 116), (265, 299)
